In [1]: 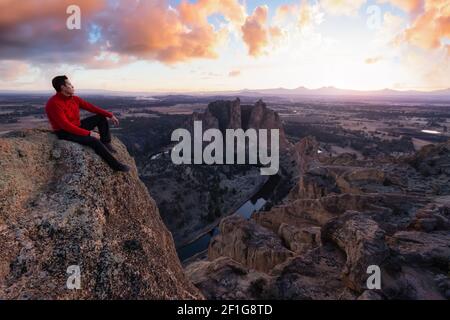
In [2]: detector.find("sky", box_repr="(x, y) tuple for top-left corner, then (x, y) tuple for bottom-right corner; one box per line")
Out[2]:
(0, 0), (449, 93)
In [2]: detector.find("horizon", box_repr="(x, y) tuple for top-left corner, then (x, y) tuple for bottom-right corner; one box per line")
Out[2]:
(0, 0), (449, 92)
(1, 85), (449, 96)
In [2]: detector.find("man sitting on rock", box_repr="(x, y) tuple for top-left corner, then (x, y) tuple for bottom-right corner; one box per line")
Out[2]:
(45, 75), (130, 172)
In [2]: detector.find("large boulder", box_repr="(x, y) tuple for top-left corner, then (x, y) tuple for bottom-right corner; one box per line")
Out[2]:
(0, 129), (202, 299)
(321, 211), (389, 292)
(185, 256), (271, 300)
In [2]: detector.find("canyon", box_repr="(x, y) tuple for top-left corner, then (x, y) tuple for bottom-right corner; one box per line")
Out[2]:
(0, 95), (449, 300)
(138, 98), (297, 248)
(185, 135), (450, 299)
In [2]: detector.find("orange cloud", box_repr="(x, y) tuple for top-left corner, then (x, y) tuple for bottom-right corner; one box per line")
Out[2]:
(0, 0), (107, 64)
(274, 2), (323, 28)
(241, 5), (281, 57)
(96, 0), (236, 64)
(178, 0), (246, 26)
(398, 0), (450, 52)
(0, 0), (248, 66)
(0, 0), (105, 25)
(274, 4), (298, 22)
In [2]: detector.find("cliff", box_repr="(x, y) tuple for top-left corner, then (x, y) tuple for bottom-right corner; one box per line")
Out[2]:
(186, 137), (450, 300)
(0, 129), (203, 299)
(186, 98), (290, 150)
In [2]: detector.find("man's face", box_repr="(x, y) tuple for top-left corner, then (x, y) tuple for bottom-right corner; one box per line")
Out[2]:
(61, 79), (75, 96)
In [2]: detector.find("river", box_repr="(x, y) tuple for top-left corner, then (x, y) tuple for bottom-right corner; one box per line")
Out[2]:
(176, 174), (281, 262)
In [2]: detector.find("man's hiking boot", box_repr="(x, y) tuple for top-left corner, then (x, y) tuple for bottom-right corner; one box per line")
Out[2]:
(104, 142), (117, 153)
(114, 163), (130, 172)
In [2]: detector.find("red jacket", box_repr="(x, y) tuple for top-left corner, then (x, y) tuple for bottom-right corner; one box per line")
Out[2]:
(45, 92), (113, 136)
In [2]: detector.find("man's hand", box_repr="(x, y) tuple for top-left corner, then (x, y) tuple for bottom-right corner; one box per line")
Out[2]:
(90, 131), (100, 140)
(110, 114), (120, 126)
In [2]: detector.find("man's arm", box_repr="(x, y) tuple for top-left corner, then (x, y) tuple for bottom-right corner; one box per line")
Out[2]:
(75, 96), (113, 118)
(46, 103), (91, 136)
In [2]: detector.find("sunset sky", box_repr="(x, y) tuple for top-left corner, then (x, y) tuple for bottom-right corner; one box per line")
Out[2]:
(0, 0), (449, 93)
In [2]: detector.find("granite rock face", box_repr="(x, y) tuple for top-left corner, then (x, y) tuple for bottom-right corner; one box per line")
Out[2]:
(0, 129), (203, 299)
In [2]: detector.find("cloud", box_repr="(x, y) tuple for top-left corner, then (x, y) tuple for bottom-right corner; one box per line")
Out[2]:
(0, 0), (248, 66)
(178, 0), (246, 26)
(274, 4), (298, 23)
(372, 1), (450, 90)
(0, 60), (32, 81)
(372, 12), (406, 47)
(319, 0), (366, 16)
(0, 0), (107, 64)
(96, 0), (232, 64)
(241, 5), (270, 56)
(241, 5), (282, 57)
(274, 1), (323, 28)
(396, 0), (450, 52)
(228, 69), (241, 77)
(0, 0), (105, 25)
(298, 1), (324, 28)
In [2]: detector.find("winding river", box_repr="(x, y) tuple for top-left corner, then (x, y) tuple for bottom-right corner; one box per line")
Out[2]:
(176, 174), (281, 262)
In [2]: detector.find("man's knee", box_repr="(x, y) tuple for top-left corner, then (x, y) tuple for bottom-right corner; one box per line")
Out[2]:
(96, 114), (108, 123)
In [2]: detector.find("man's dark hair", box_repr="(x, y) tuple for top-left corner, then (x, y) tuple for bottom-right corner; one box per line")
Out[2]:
(52, 75), (68, 92)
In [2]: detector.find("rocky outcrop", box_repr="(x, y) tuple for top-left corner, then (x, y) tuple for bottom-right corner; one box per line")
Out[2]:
(186, 98), (290, 150)
(407, 203), (450, 232)
(186, 244), (351, 300)
(185, 256), (271, 300)
(208, 99), (242, 132)
(208, 215), (294, 273)
(241, 99), (289, 150)
(408, 140), (450, 177)
(186, 137), (450, 300)
(278, 224), (321, 254)
(387, 231), (450, 268)
(321, 211), (389, 291)
(0, 129), (202, 299)
(291, 135), (319, 174)
(267, 246), (351, 300)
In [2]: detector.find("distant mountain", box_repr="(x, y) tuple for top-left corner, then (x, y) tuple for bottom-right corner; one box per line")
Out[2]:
(233, 86), (450, 98)
(1, 86), (449, 100)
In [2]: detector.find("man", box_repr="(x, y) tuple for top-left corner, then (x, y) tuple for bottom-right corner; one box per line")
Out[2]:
(45, 75), (130, 172)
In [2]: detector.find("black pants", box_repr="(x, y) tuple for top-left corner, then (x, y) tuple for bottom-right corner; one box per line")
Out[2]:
(55, 115), (121, 169)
